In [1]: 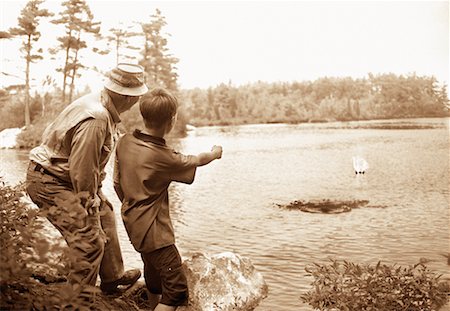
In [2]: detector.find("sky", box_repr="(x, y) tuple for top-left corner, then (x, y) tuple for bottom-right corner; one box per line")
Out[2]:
(0, 0), (448, 91)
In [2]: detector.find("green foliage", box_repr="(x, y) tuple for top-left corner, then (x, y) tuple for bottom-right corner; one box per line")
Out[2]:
(301, 259), (450, 311)
(9, 0), (53, 127)
(0, 84), (62, 132)
(0, 182), (42, 284)
(16, 119), (48, 149)
(0, 181), (102, 310)
(181, 74), (449, 126)
(9, 0), (52, 39)
(139, 8), (179, 92)
(0, 92), (29, 130)
(52, 0), (101, 104)
(106, 23), (141, 65)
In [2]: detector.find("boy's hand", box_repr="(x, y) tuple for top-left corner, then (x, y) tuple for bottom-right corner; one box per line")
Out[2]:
(211, 145), (223, 159)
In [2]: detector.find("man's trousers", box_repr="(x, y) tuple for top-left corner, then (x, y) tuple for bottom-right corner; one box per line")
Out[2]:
(26, 161), (125, 286)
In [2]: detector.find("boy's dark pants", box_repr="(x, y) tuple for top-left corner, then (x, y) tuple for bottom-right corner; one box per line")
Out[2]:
(141, 244), (189, 306)
(26, 162), (125, 286)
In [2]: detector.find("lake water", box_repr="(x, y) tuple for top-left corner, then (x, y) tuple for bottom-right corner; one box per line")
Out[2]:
(1, 118), (449, 311)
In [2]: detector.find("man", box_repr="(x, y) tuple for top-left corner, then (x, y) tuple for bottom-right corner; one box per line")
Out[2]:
(26, 63), (148, 293)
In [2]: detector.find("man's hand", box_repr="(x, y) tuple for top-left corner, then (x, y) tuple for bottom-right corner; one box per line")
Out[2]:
(98, 189), (114, 210)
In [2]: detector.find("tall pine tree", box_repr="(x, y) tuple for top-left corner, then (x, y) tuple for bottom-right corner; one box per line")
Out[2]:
(139, 9), (179, 91)
(9, 0), (52, 126)
(107, 23), (141, 65)
(52, 0), (100, 103)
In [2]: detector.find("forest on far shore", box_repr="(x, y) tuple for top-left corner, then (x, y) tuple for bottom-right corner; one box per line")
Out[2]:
(1, 71), (449, 149)
(182, 73), (449, 126)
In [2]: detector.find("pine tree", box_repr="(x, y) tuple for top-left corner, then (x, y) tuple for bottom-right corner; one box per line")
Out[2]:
(106, 23), (141, 65)
(9, 0), (52, 127)
(0, 31), (13, 39)
(139, 9), (179, 91)
(52, 0), (100, 104)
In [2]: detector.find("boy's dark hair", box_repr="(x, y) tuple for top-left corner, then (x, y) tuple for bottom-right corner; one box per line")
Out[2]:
(140, 87), (178, 129)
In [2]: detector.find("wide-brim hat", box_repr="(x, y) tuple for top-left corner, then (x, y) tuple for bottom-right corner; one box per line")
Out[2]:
(104, 63), (149, 96)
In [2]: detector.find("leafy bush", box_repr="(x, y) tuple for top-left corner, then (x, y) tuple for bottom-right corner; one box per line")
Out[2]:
(0, 182), (52, 283)
(301, 259), (449, 311)
(0, 181), (101, 310)
(0, 91), (50, 131)
(15, 121), (48, 149)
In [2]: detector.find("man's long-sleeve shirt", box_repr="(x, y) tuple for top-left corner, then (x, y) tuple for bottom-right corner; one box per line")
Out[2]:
(69, 119), (107, 195)
(30, 91), (120, 204)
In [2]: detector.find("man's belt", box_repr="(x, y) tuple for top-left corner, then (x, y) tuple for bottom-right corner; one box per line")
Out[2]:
(32, 161), (63, 181)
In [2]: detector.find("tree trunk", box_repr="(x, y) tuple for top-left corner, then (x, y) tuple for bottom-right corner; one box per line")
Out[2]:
(24, 34), (31, 127)
(41, 100), (45, 117)
(62, 30), (72, 104)
(69, 31), (81, 103)
(116, 34), (120, 65)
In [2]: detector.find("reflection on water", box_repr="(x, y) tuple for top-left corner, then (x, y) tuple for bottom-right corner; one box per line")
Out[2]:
(1, 118), (449, 311)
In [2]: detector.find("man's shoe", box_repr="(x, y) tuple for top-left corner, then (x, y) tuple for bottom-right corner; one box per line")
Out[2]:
(100, 269), (141, 294)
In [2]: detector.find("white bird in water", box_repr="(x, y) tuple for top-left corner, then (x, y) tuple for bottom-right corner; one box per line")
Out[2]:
(352, 156), (369, 174)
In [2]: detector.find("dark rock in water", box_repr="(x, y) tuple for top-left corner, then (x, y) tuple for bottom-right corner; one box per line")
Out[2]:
(278, 199), (370, 214)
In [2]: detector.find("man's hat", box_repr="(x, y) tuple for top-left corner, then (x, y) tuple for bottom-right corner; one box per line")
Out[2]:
(104, 63), (148, 96)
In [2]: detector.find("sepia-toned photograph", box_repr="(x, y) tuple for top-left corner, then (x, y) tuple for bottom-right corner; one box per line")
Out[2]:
(0, 1), (449, 310)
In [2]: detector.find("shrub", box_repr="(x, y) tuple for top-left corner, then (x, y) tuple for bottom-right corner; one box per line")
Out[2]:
(0, 182), (50, 283)
(15, 121), (48, 149)
(0, 181), (101, 310)
(301, 259), (449, 311)
(0, 92), (49, 131)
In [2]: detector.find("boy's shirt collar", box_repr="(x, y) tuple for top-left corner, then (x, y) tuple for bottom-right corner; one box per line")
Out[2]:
(133, 129), (166, 146)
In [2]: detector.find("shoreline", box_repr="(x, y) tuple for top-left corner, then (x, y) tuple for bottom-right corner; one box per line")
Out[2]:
(1, 116), (448, 150)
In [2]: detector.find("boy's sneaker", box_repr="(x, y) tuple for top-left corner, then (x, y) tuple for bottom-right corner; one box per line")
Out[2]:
(100, 269), (141, 294)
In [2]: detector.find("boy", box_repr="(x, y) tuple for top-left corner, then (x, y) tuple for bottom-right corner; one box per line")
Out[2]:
(114, 87), (222, 310)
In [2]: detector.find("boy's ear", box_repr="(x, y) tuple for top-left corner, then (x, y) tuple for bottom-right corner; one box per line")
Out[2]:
(166, 115), (177, 133)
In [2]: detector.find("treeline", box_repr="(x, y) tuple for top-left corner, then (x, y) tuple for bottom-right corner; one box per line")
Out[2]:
(2, 72), (449, 148)
(181, 73), (449, 126)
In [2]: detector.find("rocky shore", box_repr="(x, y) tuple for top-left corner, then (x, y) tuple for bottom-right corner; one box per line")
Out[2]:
(3, 212), (268, 311)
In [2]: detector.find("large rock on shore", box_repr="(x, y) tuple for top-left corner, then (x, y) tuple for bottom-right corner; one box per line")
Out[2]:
(125, 252), (269, 311)
(180, 252), (268, 311)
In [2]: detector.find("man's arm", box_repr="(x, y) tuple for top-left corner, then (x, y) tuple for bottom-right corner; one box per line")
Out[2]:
(69, 118), (107, 208)
(113, 151), (124, 202)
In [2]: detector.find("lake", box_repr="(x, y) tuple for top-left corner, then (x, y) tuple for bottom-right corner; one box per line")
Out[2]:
(1, 118), (449, 311)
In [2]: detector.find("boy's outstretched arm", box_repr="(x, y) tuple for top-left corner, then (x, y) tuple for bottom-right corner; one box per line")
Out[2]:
(195, 145), (223, 166)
